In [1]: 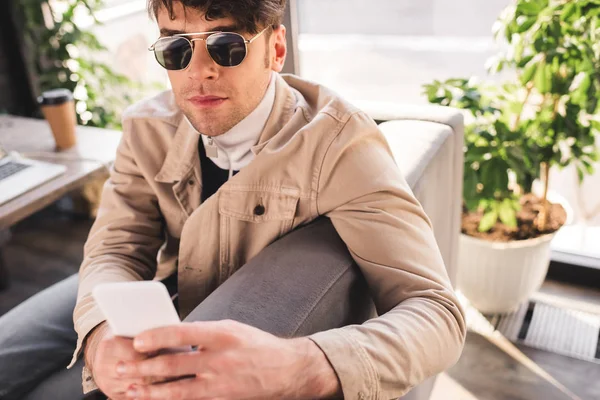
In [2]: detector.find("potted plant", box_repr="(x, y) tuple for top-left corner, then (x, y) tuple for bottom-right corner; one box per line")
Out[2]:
(423, 0), (600, 314)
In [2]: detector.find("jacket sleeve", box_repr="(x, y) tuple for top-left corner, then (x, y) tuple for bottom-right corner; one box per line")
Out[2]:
(309, 112), (467, 400)
(68, 119), (165, 381)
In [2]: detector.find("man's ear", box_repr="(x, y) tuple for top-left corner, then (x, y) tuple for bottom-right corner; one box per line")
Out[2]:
(270, 24), (287, 73)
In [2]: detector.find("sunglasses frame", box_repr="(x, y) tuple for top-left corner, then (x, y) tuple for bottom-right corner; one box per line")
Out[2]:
(148, 27), (270, 70)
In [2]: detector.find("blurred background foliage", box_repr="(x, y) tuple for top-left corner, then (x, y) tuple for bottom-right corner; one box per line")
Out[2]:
(18, 0), (159, 129)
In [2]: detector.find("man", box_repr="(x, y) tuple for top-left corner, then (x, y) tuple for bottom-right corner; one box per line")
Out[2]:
(0, 0), (466, 399)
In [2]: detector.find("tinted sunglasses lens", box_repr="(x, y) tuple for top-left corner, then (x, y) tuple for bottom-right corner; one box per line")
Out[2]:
(154, 37), (192, 70)
(206, 33), (247, 67)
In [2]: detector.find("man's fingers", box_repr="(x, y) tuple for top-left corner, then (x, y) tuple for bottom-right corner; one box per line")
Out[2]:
(126, 377), (217, 400)
(133, 320), (241, 353)
(98, 378), (146, 399)
(118, 351), (203, 378)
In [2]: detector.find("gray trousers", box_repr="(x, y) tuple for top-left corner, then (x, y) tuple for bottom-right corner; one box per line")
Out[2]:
(0, 218), (375, 399)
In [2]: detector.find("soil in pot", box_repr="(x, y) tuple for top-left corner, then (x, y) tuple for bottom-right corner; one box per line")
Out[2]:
(462, 194), (567, 242)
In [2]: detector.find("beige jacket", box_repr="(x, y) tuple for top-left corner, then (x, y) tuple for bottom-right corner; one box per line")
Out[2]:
(71, 74), (466, 399)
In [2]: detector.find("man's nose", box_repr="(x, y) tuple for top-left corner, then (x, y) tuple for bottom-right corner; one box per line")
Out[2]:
(187, 39), (219, 81)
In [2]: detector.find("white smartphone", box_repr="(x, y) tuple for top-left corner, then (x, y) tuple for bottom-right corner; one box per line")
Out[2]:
(92, 281), (181, 338)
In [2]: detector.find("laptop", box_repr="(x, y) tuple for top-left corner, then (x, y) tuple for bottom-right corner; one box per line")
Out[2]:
(0, 145), (67, 206)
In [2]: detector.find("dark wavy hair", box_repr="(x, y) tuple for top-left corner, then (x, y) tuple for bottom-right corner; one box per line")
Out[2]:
(147, 0), (287, 34)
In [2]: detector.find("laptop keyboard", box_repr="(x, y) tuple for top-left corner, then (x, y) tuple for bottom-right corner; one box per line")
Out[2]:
(0, 161), (30, 182)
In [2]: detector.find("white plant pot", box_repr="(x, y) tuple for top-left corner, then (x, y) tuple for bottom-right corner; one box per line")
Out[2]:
(457, 193), (573, 314)
(457, 233), (556, 314)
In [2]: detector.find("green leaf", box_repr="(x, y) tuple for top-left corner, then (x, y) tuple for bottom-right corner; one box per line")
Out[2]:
(520, 61), (538, 85)
(517, 1), (542, 16)
(577, 165), (585, 183)
(480, 158), (510, 194)
(561, 3), (577, 21)
(534, 61), (551, 93)
(479, 209), (499, 232)
(517, 54), (535, 68)
(517, 17), (537, 33)
(498, 199), (518, 228)
(465, 198), (480, 212)
(573, 73), (591, 98)
(463, 167), (479, 207)
(588, 151), (599, 162)
(479, 199), (490, 212)
(582, 159), (595, 175)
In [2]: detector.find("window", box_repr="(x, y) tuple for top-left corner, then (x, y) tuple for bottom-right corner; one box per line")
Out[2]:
(89, 0), (513, 103)
(90, 0), (166, 87)
(293, 0), (510, 104)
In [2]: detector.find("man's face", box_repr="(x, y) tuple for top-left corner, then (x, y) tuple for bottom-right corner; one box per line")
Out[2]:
(156, 3), (287, 136)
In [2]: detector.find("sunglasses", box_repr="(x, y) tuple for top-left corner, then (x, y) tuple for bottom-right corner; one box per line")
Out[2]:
(149, 27), (269, 70)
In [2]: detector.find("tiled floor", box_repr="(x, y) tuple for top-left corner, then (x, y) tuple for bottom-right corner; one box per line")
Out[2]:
(1, 208), (600, 399)
(432, 331), (575, 400)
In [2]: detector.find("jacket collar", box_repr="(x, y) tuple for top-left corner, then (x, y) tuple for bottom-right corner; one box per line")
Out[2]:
(251, 74), (299, 155)
(154, 73), (299, 184)
(154, 116), (200, 184)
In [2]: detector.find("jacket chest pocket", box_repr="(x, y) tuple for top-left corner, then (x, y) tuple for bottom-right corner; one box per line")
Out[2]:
(218, 187), (300, 278)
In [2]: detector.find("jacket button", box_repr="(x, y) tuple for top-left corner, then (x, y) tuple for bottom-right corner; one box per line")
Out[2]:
(253, 205), (265, 216)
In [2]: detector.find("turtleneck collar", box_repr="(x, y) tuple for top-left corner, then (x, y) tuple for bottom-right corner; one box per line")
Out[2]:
(186, 72), (277, 176)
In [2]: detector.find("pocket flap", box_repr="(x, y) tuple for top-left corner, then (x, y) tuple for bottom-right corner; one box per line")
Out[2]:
(219, 187), (300, 222)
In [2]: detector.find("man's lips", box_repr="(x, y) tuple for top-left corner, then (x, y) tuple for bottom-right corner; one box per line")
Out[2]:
(188, 95), (228, 108)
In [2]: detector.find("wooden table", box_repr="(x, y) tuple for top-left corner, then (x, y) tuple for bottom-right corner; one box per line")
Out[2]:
(0, 116), (122, 288)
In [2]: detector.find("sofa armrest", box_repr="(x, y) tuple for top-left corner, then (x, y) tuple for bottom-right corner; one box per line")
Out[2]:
(359, 101), (464, 287)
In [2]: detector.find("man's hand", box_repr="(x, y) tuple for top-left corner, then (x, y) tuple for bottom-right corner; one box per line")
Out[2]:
(117, 319), (342, 399)
(85, 322), (149, 400)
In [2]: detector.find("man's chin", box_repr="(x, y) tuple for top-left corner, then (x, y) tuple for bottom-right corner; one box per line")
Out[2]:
(185, 107), (248, 136)
(185, 113), (228, 137)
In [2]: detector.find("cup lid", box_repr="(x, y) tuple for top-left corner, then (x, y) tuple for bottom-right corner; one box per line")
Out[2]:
(38, 89), (74, 106)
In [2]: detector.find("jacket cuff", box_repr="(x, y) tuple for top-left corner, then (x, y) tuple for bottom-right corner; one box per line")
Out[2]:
(309, 329), (380, 400)
(67, 310), (106, 368)
(70, 327), (101, 394)
(68, 310), (107, 393)
(82, 365), (99, 393)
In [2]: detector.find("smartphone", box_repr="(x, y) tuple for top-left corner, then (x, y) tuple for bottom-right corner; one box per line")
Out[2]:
(92, 281), (181, 338)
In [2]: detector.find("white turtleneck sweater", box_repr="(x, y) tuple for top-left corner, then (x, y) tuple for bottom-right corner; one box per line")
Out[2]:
(186, 72), (277, 179)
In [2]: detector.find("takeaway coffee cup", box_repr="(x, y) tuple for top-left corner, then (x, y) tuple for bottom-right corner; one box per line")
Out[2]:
(38, 89), (77, 150)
